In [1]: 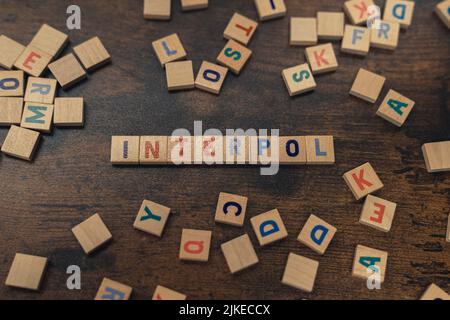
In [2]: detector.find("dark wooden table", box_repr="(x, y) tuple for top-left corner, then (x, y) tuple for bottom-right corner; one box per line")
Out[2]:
(0, 0), (448, 300)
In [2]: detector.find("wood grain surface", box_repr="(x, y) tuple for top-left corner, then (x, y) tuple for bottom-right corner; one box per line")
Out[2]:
(0, 0), (448, 300)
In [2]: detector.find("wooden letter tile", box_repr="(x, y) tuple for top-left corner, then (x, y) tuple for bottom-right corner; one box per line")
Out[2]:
(24, 77), (57, 104)
(21, 102), (54, 133)
(144, 0), (171, 20)
(341, 25), (370, 56)
(305, 135), (335, 164)
(215, 192), (248, 226)
(217, 39), (252, 75)
(14, 45), (52, 77)
(139, 136), (168, 164)
(305, 43), (338, 74)
(53, 97), (84, 127)
(317, 12), (345, 40)
(290, 17), (317, 46)
(73, 37), (111, 71)
(152, 33), (187, 67)
(168, 135), (194, 164)
(152, 285), (187, 300)
(224, 135), (249, 164)
(376, 89), (415, 127)
(421, 141), (450, 173)
(111, 136), (140, 164)
(221, 234), (259, 274)
(281, 253), (319, 292)
(343, 0), (374, 25)
(420, 283), (450, 300)
(370, 20), (400, 50)
(133, 199), (171, 237)
(435, 0), (450, 29)
(282, 63), (316, 96)
(179, 229), (212, 262)
(250, 209), (288, 246)
(72, 213), (112, 255)
(343, 162), (384, 200)
(29, 24), (68, 57)
(383, 0), (415, 29)
(48, 53), (87, 89)
(359, 195), (397, 232)
(278, 136), (307, 164)
(254, 0), (286, 21)
(350, 68), (386, 103)
(193, 135), (224, 165)
(1, 125), (40, 161)
(95, 278), (132, 300)
(0, 97), (23, 125)
(224, 13), (258, 45)
(297, 214), (337, 255)
(181, 0), (208, 11)
(352, 244), (388, 283)
(5, 253), (48, 290)
(0, 35), (25, 69)
(195, 61), (228, 95)
(166, 60), (195, 91)
(0, 71), (24, 97)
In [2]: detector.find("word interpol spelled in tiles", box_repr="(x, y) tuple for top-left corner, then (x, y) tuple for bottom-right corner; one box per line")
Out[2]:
(5, 253), (48, 291)
(224, 13), (258, 46)
(290, 17), (318, 46)
(250, 209), (288, 246)
(0, 71), (24, 97)
(359, 195), (397, 232)
(95, 278), (132, 300)
(254, 0), (286, 21)
(221, 234), (259, 274)
(435, 0), (450, 28)
(133, 199), (171, 237)
(421, 141), (450, 173)
(215, 192), (248, 227)
(352, 245), (388, 283)
(281, 253), (319, 293)
(0, 35), (25, 69)
(71, 213), (113, 255)
(343, 162), (384, 200)
(179, 229), (212, 262)
(152, 285), (187, 300)
(297, 214), (337, 255)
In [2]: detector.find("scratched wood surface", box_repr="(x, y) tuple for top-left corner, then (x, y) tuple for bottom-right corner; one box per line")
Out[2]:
(0, 0), (448, 300)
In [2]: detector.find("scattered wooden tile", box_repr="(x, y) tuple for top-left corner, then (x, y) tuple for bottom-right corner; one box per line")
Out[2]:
(179, 229), (212, 262)
(133, 199), (171, 237)
(317, 12), (345, 40)
(72, 213), (112, 255)
(144, 0), (171, 20)
(152, 33), (187, 67)
(297, 214), (337, 255)
(167, 135), (194, 164)
(165, 60), (195, 91)
(29, 24), (69, 57)
(0, 35), (25, 69)
(215, 192), (248, 226)
(53, 97), (84, 127)
(48, 53), (87, 89)
(250, 209), (288, 246)
(224, 135), (249, 164)
(1, 125), (40, 161)
(181, 0), (208, 11)
(350, 68), (386, 103)
(0, 97), (23, 125)
(111, 136), (140, 164)
(24, 77), (57, 104)
(254, 0), (286, 21)
(13, 45), (52, 77)
(305, 135), (335, 164)
(352, 244), (388, 283)
(383, 0), (415, 29)
(376, 89), (415, 127)
(20, 102), (54, 133)
(217, 39), (252, 75)
(281, 253), (319, 292)
(435, 1), (450, 29)
(224, 13), (258, 45)
(343, 0), (375, 25)
(221, 234), (259, 274)
(282, 63), (316, 96)
(290, 17), (318, 46)
(139, 136), (168, 164)
(95, 278), (132, 300)
(278, 136), (307, 164)
(0, 71), (24, 97)
(305, 43), (338, 74)
(73, 37), (111, 71)
(195, 61), (228, 95)
(359, 195), (397, 232)
(341, 25), (370, 56)
(343, 162), (384, 200)
(420, 283), (450, 300)
(5, 253), (47, 290)
(152, 285), (187, 300)
(421, 141), (450, 173)
(370, 20), (400, 50)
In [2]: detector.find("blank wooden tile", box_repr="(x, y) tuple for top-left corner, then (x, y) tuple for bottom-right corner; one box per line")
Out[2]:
(153, 285), (187, 300)
(221, 234), (259, 274)
(421, 141), (450, 173)
(224, 13), (258, 45)
(195, 61), (228, 95)
(29, 24), (68, 57)
(278, 136), (307, 164)
(111, 136), (140, 164)
(0, 71), (24, 97)
(297, 214), (337, 255)
(343, 162), (384, 200)
(181, 0), (208, 11)
(305, 135), (335, 164)
(290, 17), (317, 46)
(317, 12), (345, 40)
(281, 253), (319, 292)
(133, 199), (171, 237)
(250, 209), (288, 246)
(420, 283), (450, 300)
(0, 35), (25, 69)
(73, 37), (111, 71)
(0, 97), (23, 125)
(21, 102), (54, 133)
(370, 20), (400, 50)
(144, 0), (171, 20)
(24, 77), (57, 104)
(1, 125), (40, 161)
(179, 229), (212, 262)
(436, 0), (450, 29)
(95, 278), (132, 300)
(72, 213), (112, 255)
(48, 53), (87, 89)
(376, 89), (415, 127)
(343, 0), (375, 25)
(305, 43), (338, 75)
(217, 39), (252, 75)
(341, 25), (370, 56)
(282, 63), (316, 96)
(215, 192), (248, 226)
(352, 245), (388, 283)
(254, 0), (286, 21)
(152, 33), (187, 67)
(383, 0), (415, 29)
(167, 135), (194, 164)
(53, 97), (84, 127)
(5, 253), (47, 290)
(14, 45), (52, 77)
(166, 60), (195, 91)
(350, 68), (386, 103)
(359, 195), (397, 232)
(139, 136), (168, 164)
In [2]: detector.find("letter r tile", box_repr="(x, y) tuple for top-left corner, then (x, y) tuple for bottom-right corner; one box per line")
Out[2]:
(133, 199), (171, 237)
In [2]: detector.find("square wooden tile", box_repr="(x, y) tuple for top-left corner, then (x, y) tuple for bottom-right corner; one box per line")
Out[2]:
(384, 0), (415, 29)
(181, 0), (208, 11)
(421, 141), (450, 173)
(215, 192), (248, 226)
(14, 45), (52, 77)
(194, 135), (224, 164)
(195, 61), (228, 95)
(1, 125), (40, 161)
(297, 214), (337, 255)
(281, 253), (319, 292)
(21, 102), (54, 133)
(221, 234), (259, 274)
(0, 97), (23, 125)
(5, 253), (47, 290)
(343, 162), (384, 200)
(167, 135), (194, 164)
(29, 24), (68, 57)
(179, 229), (212, 262)
(224, 13), (258, 45)
(250, 209), (288, 246)
(72, 213), (112, 255)
(282, 63), (316, 96)
(139, 136), (168, 164)
(370, 20), (400, 50)
(359, 195), (396, 232)
(376, 89), (415, 127)
(165, 60), (195, 91)
(224, 135), (249, 164)
(278, 136), (307, 164)
(350, 68), (386, 103)
(352, 245), (388, 283)
(0, 71), (24, 97)
(152, 33), (187, 67)
(0, 35), (25, 69)
(254, 0), (286, 21)
(153, 285), (187, 300)
(420, 283), (450, 300)
(341, 25), (370, 56)
(53, 97), (84, 127)
(95, 278), (132, 300)
(48, 53), (87, 89)
(290, 17), (317, 46)
(133, 199), (171, 237)
(217, 39), (252, 75)
(435, 0), (450, 29)
(305, 135), (335, 164)
(305, 43), (338, 74)
(144, 0), (171, 20)
(317, 12), (345, 40)
(111, 136), (140, 164)
(343, 0), (374, 25)
(73, 37), (111, 71)
(24, 77), (57, 104)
